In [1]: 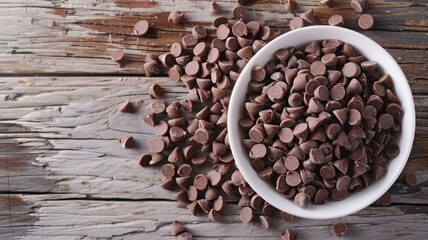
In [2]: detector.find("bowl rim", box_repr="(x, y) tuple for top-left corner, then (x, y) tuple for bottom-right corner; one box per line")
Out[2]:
(228, 25), (416, 219)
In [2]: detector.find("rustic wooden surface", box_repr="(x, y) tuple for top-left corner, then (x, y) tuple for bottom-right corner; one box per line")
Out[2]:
(0, 0), (427, 239)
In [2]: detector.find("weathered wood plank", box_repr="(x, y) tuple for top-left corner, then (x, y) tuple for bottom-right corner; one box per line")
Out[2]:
(0, 195), (426, 240)
(0, 0), (426, 75)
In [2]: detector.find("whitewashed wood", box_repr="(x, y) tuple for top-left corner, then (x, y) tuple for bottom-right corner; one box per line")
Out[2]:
(0, 194), (426, 240)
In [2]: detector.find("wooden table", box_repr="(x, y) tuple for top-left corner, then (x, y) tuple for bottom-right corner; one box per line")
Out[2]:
(0, 0), (427, 239)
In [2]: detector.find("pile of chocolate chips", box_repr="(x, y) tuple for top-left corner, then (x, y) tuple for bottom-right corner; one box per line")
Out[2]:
(138, 1), (286, 230)
(242, 39), (402, 208)
(111, 1), (414, 239)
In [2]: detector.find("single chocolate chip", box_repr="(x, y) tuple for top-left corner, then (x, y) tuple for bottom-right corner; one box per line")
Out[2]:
(328, 15), (344, 27)
(289, 17), (305, 30)
(281, 229), (296, 240)
(359, 14), (374, 29)
(168, 147), (183, 163)
(259, 215), (272, 229)
(192, 25), (207, 39)
(148, 84), (164, 99)
(171, 220), (186, 236)
(177, 232), (193, 240)
(111, 49), (125, 63)
(286, 171), (302, 187)
(405, 172), (417, 186)
(213, 195), (226, 211)
(232, 21), (248, 37)
(351, 0), (366, 13)
(376, 191), (392, 206)
(182, 34), (198, 48)
(379, 113), (394, 129)
(118, 100), (134, 113)
(294, 192), (310, 208)
(133, 20), (149, 36)
(300, 9), (314, 24)
(332, 221), (347, 236)
(310, 61), (327, 76)
(208, 209), (222, 222)
(168, 11), (185, 24)
(240, 207), (253, 223)
(210, 1), (221, 14)
(150, 137), (165, 153)
(232, 5), (248, 19)
(161, 163), (176, 178)
(284, 0), (297, 12)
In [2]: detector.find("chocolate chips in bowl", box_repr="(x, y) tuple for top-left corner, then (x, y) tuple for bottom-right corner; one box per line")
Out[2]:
(227, 26), (415, 219)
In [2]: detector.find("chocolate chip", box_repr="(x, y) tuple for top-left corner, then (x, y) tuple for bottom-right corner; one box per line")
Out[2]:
(405, 171), (417, 186)
(294, 192), (310, 208)
(259, 215), (272, 229)
(185, 61), (200, 76)
(168, 11), (185, 24)
(148, 84), (164, 99)
(240, 207), (253, 223)
(284, 0), (297, 12)
(133, 20), (149, 36)
(358, 13), (374, 30)
(171, 220), (186, 236)
(111, 49), (125, 63)
(216, 24), (230, 40)
(232, 21), (248, 37)
(208, 209), (222, 222)
(328, 15), (344, 27)
(192, 25), (207, 40)
(300, 9), (314, 24)
(289, 17), (305, 30)
(332, 221), (347, 236)
(250, 194), (264, 210)
(182, 34), (198, 48)
(177, 232), (193, 240)
(118, 100), (134, 113)
(351, 0), (366, 13)
(232, 5), (248, 19)
(281, 229), (296, 240)
(209, 1), (221, 14)
(376, 191), (392, 206)
(379, 113), (394, 129)
(213, 195), (226, 212)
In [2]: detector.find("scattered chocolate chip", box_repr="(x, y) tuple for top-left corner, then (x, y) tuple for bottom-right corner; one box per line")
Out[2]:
(168, 11), (185, 24)
(111, 49), (125, 63)
(359, 14), (374, 30)
(133, 20), (149, 36)
(333, 222), (347, 236)
(118, 100), (134, 113)
(118, 136), (134, 149)
(171, 220), (186, 236)
(209, 0), (222, 14)
(351, 0), (366, 13)
(177, 232), (193, 240)
(284, 0), (297, 12)
(328, 15), (344, 27)
(405, 171), (417, 186)
(289, 17), (305, 30)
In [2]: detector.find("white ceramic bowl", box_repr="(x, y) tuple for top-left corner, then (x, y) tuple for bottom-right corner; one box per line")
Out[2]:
(228, 26), (415, 219)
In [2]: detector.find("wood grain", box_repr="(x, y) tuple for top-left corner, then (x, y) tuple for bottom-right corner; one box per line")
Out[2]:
(0, 0), (427, 239)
